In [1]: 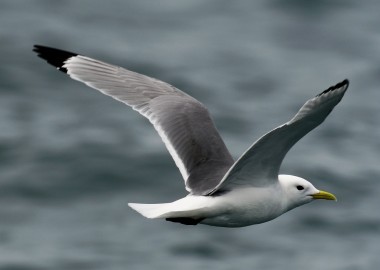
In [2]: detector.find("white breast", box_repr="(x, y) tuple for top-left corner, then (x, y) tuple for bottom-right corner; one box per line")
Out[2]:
(201, 185), (286, 227)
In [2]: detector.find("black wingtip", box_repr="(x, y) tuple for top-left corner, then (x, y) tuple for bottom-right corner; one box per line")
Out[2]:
(33, 45), (78, 73)
(316, 79), (349, 97)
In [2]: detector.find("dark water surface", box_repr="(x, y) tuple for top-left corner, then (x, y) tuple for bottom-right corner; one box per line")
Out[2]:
(1, 1), (380, 269)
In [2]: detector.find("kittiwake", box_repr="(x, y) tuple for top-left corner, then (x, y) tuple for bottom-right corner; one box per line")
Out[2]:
(33, 45), (348, 227)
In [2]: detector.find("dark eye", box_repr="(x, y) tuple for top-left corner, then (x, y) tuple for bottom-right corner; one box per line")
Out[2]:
(296, 185), (304, 191)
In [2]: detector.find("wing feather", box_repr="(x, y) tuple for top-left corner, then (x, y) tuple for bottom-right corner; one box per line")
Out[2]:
(211, 79), (349, 193)
(33, 45), (234, 195)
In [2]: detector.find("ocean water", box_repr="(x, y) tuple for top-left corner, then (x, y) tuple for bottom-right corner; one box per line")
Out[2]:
(1, 0), (380, 269)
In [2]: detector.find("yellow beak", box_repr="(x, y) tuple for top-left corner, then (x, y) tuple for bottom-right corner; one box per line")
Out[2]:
(311, 190), (337, 201)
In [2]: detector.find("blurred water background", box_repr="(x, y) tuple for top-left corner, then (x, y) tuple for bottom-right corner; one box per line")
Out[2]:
(0, 0), (380, 269)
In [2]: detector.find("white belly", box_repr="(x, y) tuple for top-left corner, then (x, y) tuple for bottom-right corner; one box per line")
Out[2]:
(130, 185), (286, 228)
(200, 187), (286, 227)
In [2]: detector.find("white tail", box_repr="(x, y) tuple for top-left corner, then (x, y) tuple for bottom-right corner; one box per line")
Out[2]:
(128, 196), (212, 220)
(128, 203), (173, 219)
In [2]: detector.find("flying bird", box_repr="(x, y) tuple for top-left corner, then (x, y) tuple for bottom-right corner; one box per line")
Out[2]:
(33, 45), (348, 227)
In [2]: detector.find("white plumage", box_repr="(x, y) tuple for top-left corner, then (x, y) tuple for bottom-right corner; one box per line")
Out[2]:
(34, 45), (347, 227)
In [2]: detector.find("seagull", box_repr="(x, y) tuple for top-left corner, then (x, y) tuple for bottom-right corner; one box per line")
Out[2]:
(33, 45), (348, 227)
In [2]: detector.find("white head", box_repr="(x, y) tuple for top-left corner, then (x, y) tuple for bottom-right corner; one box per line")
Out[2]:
(278, 174), (337, 212)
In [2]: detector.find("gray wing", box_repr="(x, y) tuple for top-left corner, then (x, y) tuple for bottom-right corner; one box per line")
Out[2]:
(33, 45), (234, 195)
(211, 79), (349, 193)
